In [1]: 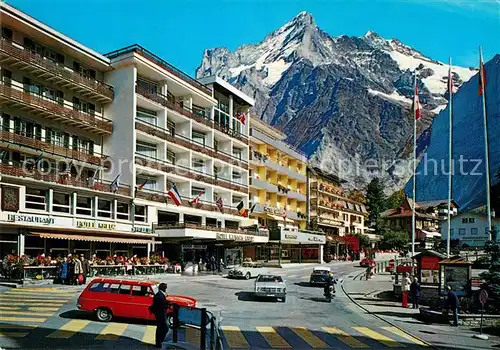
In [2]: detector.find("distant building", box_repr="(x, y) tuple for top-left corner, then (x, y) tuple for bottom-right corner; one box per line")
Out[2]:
(440, 211), (500, 248)
(414, 199), (459, 221)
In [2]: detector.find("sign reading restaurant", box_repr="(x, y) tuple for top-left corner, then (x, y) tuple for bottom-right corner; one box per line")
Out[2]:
(7, 214), (54, 224)
(216, 232), (254, 242)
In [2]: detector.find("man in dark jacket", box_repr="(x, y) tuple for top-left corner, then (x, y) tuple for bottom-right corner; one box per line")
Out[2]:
(410, 277), (421, 309)
(445, 285), (460, 326)
(80, 254), (91, 284)
(151, 283), (169, 348)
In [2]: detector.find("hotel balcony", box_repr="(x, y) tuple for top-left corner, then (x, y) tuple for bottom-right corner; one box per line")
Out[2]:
(0, 80), (113, 135)
(0, 128), (106, 165)
(250, 128), (306, 164)
(135, 120), (248, 170)
(310, 182), (344, 197)
(136, 85), (248, 144)
(0, 38), (113, 103)
(250, 177), (278, 193)
(134, 153), (248, 194)
(0, 160), (131, 196)
(250, 151), (306, 182)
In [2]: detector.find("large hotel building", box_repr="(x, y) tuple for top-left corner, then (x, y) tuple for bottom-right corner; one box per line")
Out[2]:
(0, 3), (369, 265)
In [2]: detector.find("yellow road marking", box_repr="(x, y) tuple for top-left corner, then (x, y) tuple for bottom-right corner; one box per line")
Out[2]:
(95, 323), (129, 340)
(381, 327), (428, 347)
(0, 306), (21, 310)
(322, 327), (369, 348)
(0, 297), (70, 303)
(28, 307), (60, 312)
(185, 327), (200, 345)
(0, 316), (46, 322)
(142, 325), (155, 345)
(291, 327), (328, 348)
(12, 288), (75, 293)
(47, 320), (90, 339)
(0, 302), (64, 307)
(0, 332), (29, 338)
(4, 293), (73, 297)
(0, 310), (54, 316)
(287, 275), (297, 278)
(354, 327), (405, 348)
(221, 326), (249, 348)
(256, 326), (290, 349)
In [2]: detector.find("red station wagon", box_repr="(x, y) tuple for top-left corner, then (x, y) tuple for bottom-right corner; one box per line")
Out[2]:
(77, 278), (197, 323)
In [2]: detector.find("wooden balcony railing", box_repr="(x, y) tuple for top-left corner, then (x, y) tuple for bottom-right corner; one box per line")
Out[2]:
(0, 161), (131, 196)
(0, 38), (114, 102)
(0, 128), (106, 165)
(0, 82), (113, 135)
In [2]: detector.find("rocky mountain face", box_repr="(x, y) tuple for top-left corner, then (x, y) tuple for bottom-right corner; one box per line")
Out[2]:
(196, 12), (477, 190)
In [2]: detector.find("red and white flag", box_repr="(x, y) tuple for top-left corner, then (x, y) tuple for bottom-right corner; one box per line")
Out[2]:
(216, 196), (224, 213)
(478, 50), (487, 96)
(189, 193), (203, 206)
(167, 184), (182, 206)
(412, 84), (421, 120)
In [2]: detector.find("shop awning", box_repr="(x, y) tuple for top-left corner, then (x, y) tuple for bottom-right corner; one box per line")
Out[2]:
(34, 232), (158, 245)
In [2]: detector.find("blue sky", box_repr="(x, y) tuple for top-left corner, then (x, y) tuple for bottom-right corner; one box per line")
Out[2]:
(7, 0), (500, 76)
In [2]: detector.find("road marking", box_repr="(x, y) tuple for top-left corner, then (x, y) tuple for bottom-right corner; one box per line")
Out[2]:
(322, 327), (369, 348)
(0, 302), (65, 307)
(0, 306), (21, 310)
(221, 326), (249, 348)
(0, 310), (54, 316)
(0, 297), (71, 302)
(46, 320), (90, 339)
(0, 316), (47, 322)
(287, 275), (297, 278)
(28, 307), (61, 312)
(0, 324), (38, 329)
(354, 327), (405, 348)
(291, 326), (328, 348)
(0, 332), (29, 338)
(381, 327), (428, 347)
(95, 322), (129, 340)
(185, 327), (200, 345)
(13, 288), (73, 292)
(142, 325), (155, 345)
(256, 326), (290, 348)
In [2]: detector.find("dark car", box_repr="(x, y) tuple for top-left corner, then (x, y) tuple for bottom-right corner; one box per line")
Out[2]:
(309, 267), (331, 286)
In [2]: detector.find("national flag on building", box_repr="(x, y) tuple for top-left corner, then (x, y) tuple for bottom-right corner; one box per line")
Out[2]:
(236, 201), (248, 217)
(189, 193), (203, 206)
(478, 50), (487, 96)
(216, 196), (224, 213)
(412, 85), (421, 120)
(238, 112), (246, 125)
(250, 203), (257, 213)
(134, 179), (148, 197)
(167, 184), (182, 206)
(110, 173), (121, 193)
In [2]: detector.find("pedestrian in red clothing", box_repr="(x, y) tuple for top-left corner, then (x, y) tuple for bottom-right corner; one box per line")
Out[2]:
(401, 273), (411, 308)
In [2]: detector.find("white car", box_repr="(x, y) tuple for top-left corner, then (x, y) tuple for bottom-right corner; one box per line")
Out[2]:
(228, 262), (264, 279)
(254, 274), (287, 302)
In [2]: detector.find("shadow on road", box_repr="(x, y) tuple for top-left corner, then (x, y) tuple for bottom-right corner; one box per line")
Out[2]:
(300, 296), (332, 303)
(370, 311), (416, 318)
(294, 282), (320, 288)
(59, 310), (153, 325)
(235, 291), (283, 303)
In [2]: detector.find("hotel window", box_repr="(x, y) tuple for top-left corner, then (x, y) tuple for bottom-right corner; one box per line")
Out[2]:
(1, 27), (13, 41)
(232, 118), (241, 135)
(97, 199), (112, 218)
(214, 90), (230, 114)
(191, 186), (205, 198)
(192, 104), (206, 118)
(25, 188), (47, 211)
(1, 114), (10, 131)
(72, 97), (95, 115)
(137, 176), (156, 190)
(214, 140), (218, 151)
(24, 37), (43, 56)
(135, 205), (147, 222)
(137, 78), (157, 95)
(136, 141), (157, 159)
(73, 61), (96, 80)
(136, 107), (157, 125)
(76, 196), (93, 216)
(167, 120), (176, 135)
(23, 77), (43, 96)
(459, 228), (466, 235)
(52, 192), (71, 214)
(166, 150), (176, 165)
(471, 228), (478, 235)
(192, 159), (205, 173)
(45, 49), (65, 64)
(1, 69), (11, 86)
(192, 131), (206, 146)
(233, 171), (242, 183)
(233, 148), (242, 160)
(116, 202), (129, 221)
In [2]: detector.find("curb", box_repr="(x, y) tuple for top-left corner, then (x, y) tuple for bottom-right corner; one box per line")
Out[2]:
(341, 280), (436, 349)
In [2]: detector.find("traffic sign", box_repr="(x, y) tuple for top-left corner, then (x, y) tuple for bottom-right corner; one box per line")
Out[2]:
(479, 290), (488, 306)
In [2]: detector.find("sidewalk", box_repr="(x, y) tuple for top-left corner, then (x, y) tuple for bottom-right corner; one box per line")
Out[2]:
(342, 273), (500, 349)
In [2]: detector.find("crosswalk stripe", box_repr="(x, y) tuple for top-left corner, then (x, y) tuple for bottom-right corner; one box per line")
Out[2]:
(0, 316), (47, 323)
(381, 327), (428, 347)
(46, 320), (90, 339)
(0, 332), (29, 338)
(0, 310), (54, 316)
(28, 307), (61, 312)
(287, 275), (297, 278)
(185, 327), (200, 345)
(0, 302), (65, 307)
(142, 325), (156, 345)
(354, 327), (405, 348)
(12, 288), (74, 292)
(322, 327), (369, 348)
(256, 326), (291, 349)
(291, 327), (328, 348)
(0, 297), (71, 302)
(95, 323), (129, 340)
(7, 290), (74, 294)
(221, 326), (249, 348)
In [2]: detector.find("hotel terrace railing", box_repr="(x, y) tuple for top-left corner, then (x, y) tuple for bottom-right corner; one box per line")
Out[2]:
(153, 222), (269, 237)
(134, 153), (248, 194)
(0, 38), (114, 102)
(0, 160), (131, 196)
(0, 80), (113, 135)
(0, 127), (107, 165)
(135, 120), (248, 170)
(106, 45), (211, 96)
(135, 85), (249, 144)
(310, 182), (344, 197)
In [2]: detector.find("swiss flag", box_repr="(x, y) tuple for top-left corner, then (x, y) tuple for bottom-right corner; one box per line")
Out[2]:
(412, 85), (421, 120)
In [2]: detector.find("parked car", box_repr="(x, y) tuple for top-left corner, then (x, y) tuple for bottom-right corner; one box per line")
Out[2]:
(309, 267), (331, 286)
(77, 278), (196, 325)
(228, 262), (264, 279)
(254, 274), (286, 302)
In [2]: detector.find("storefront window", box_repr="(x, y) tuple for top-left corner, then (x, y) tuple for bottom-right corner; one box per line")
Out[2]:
(76, 195), (93, 216)
(25, 187), (47, 211)
(116, 202), (129, 221)
(53, 192), (71, 214)
(97, 199), (112, 218)
(25, 235), (44, 256)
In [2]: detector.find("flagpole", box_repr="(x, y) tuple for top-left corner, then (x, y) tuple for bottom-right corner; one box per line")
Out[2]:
(447, 58), (453, 257)
(480, 46), (492, 240)
(412, 73), (417, 258)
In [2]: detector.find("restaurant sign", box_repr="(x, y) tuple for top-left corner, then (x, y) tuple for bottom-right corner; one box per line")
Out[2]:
(76, 221), (116, 230)
(7, 214), (54, 225)
(216, 233), (254, 242)
(280, 230), (326, 244)
(132, 226), (153, 234)
(263, 205), (286, 216)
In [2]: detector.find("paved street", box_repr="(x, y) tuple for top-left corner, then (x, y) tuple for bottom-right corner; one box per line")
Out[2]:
(0, 263), (492, 349)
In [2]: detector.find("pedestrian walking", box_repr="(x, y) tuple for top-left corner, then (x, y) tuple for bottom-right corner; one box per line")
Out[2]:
(410, 277), (420, 309)
(150, 282), (169, 348)
(401, 273), (411, 308)
(74, 256), (83, 285)
(67, 255), (75, 285)
(445, 285), (460, 326)
(59, 257), (68, 284)
(80, 254), (90, 284)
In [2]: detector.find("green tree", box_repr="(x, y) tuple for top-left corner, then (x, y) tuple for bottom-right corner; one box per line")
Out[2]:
(353, 233), (370, 249)
(365, 178), (387, 228)
(379, 229), (409, 250)
(386, 189), (406, 209)
(480, 229), (500, 312)
(348, 189), (367, 203)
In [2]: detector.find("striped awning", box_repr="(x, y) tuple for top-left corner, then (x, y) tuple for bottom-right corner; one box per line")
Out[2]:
(34, 232), (158, 245)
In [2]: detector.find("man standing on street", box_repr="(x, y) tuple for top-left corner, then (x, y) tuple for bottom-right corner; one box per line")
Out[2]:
(445, 285), (460, 326)
(401, 273), (411, 308)
(151, 283), (169, 348)
(80, 254), (90, 284)
(410, 277), (420, 309)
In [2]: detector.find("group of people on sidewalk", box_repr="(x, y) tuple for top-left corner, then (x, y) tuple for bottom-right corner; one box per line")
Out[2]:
(401, 273), (460, 326)
(57, 254), (91, 285)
